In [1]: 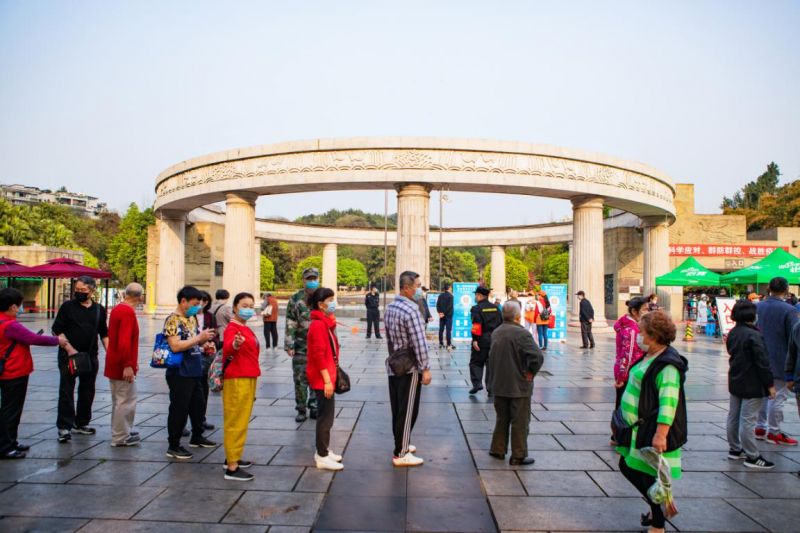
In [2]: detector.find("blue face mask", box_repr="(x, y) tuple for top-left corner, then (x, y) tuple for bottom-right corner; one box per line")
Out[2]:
(414, 287), (423, 300)
(238, 308), (255, 320)
(186, 304), (202, 317)
(326, 301), (337, 314)
(305, 280), (320, 290)
(17, 304), (23, 314)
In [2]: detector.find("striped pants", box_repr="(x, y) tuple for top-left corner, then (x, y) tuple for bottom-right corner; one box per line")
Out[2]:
(389, 372), (422, 457)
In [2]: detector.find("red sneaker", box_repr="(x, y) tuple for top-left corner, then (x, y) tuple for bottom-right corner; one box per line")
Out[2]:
(755, 428), (767, 440)
(767, 432), (799, 446)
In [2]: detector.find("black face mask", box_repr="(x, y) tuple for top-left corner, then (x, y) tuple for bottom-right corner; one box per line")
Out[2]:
(74, 292), (90, 303)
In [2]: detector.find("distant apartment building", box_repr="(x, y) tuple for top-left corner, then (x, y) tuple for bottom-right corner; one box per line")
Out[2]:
(1, 183), (107, 218)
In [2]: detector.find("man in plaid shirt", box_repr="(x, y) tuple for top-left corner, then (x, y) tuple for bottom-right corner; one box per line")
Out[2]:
(384, 270), (431, 467)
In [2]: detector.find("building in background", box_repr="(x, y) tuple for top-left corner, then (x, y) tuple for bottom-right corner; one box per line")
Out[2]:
(1, 183), (107, 218)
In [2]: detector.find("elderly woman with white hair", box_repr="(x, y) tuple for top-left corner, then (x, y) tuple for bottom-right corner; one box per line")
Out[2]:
(104, 283), (144, 447)
(487, 301), (544, 465)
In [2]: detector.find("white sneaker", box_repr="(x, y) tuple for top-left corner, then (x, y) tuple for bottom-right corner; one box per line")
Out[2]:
(315, 453), (344, 471)
(327, 450), (343, 462)
(408, 445), (417, 454)
(392, 452), (424, 467)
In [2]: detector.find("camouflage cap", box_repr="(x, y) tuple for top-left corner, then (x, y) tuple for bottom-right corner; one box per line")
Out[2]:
(302, 267), (320, 280)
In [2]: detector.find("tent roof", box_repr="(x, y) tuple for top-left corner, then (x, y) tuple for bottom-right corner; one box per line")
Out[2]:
(26, 257), (112, 279)
(720, 248), (800, 285)
(0, 257), (32, 277)
(656, 256), (722, 287)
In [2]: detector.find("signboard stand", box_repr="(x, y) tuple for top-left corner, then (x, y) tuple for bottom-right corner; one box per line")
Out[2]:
(452, 282), (479, 342)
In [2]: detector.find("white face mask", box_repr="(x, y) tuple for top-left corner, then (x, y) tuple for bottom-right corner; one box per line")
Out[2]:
(636, 333), (649, 352)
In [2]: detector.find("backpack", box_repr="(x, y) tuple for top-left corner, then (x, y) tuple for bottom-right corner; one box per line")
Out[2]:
(539, 306), (551, 321)
(208, 349), (233, 392)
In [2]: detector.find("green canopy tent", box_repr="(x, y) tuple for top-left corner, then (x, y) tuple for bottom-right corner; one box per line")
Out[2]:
(655, 256), (723, 287)
(720, 248), (800, 285)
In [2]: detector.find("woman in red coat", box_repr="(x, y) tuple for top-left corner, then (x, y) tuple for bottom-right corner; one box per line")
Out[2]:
(306, 287), (343, 471)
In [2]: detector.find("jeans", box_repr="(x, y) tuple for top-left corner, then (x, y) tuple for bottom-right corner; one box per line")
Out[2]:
(439, 316), (452, 347)
(757, 379), (798, 433)
(727, 395), (764, 459)
(314, 389), (336, 457)
(536, 325), (548, 349)
(0, 376), (28, 454)
(490, 395), (531, 459)
(263, 321), (278, 348)
(57, 353), (99, 429)
(166, 375), (205, 447)
(109, 378), (137, 445)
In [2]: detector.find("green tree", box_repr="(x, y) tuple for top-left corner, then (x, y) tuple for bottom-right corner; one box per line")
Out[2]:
(722, 162), (781, 210)
(106, 203), (155, 283)
(338, 257), (368, 287)
(260, 255), (275, 290)
(542, 251), (569, 284)
(483, 254), (529, 293)
(261, 241), (293, 286)
(365, 246), (395, 289)
(430, 248), (478, 287)
(294, 255), (322, 285)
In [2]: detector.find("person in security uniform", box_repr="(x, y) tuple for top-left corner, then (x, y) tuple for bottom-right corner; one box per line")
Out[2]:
(469, 286), (502, 395)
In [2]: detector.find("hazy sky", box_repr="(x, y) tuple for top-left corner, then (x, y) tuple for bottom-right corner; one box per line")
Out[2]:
(1, 1), (798, 227)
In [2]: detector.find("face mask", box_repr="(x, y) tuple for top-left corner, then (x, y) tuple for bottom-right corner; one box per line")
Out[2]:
(186, 304), (202, 317)
(17, 304), (23, 314)
(636, 333), (649, 352)
(414, 288), (423, 300)
(238, 308), (255, 320)
(305, 280), (319, 290)
(75, 292), (90, 303)
(326, 301), (337, 314)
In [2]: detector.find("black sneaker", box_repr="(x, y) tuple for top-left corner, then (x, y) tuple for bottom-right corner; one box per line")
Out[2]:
(166, 446), (193, 460)
(57, 429), (71, 443)
(223, 459), (253, 469)
(295, 411), (307, 423)
(14, 443), (30, 452)
(744, 455), (775, 470)
(469, 385), (483, 395)
(111, 435), (142, 447)
(73, 426), (96, 435)
(0, 449), (26, 459)
(728, 449), (745, 460)
(224, 467), (254, 481)
(130, 431), (140, 437)
(189, 436), (217, 448)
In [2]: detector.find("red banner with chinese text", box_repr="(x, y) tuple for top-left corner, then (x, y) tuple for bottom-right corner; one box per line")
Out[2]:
(668, 244), (789, 257)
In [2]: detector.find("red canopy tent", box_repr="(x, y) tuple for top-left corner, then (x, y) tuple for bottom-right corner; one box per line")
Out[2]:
(0, 257), (32, 278)
(26, 258), (112, 317)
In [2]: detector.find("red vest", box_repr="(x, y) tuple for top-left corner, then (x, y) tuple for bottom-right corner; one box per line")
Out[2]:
(0, 318), (34, 380)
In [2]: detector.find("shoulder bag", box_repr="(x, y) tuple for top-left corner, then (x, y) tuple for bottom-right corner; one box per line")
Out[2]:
(67, 306), (100, 376)
(385, 327), (417, 376)
(150, 315), (185, 369)
(327, 328), (350, 394)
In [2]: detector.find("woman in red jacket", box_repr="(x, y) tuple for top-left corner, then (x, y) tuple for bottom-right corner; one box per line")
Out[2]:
(306, 287), (343, 471)
(0, 288), (68, 459)
(221, 292), (261, 481)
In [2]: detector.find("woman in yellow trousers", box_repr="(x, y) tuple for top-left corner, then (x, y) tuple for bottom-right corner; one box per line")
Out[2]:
(222, 292), (261, 481)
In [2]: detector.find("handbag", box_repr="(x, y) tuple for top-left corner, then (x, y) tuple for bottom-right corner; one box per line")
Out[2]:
(327, 329), (350, 394)
(67, 306), (101, 376)
(611, 405), (658, 447)
(385, 329), (417, 376)
(150, 316), (185, 369)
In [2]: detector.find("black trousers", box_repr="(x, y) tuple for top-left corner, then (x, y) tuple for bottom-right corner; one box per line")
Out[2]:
(0, 376), (28, 454)
(166, 375), (205, 447)
(314, 389), (336, 457)
(200, 356), (212, 423)
(438, 316), (452, 347)
(580, 321), (595, 348)
(263, 321), (278, 348)
(619, 455), (665, 528)
(469, 343), (491, 390)
(490, 395), (531, 459)
(366, 309), (381, 338)
(388, 372), (422, 457)
(57, 353), (99, 429)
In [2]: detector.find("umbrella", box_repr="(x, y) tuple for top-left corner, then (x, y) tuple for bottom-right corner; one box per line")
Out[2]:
(720, 248), (800, 285)
(26, 257), (111, 279)
(0, 257), (32, 277)
(655, 257), (723, 287)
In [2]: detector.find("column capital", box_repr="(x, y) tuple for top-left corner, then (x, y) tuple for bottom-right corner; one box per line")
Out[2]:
(225, 191), (259, 206)
(155, 209), (187, 221)
(394, 183), (433, 197)
(640, 215), (671, 228)
(570, 196), (604, 210)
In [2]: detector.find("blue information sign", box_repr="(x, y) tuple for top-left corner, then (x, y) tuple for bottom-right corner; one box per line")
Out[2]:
(426, 292), (439, 332)
(452, 282), (479, 341)
(541, 283), (568, 341)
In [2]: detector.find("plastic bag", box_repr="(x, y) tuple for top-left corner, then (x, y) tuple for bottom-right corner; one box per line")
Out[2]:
(640, 446), (679, 519)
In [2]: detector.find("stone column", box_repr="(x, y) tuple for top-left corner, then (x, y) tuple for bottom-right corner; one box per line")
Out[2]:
(570, 196), (607, 329)
(222, 192), (258, 297)
(155, 210), (186, 317)
(254, 239), (262, 296)
(642, 216), (671, 311)
(395, 184), (431, 288)
(490, 245), (506, 300)
(322, 243), (338, 294)
(568, 241), (576, 320)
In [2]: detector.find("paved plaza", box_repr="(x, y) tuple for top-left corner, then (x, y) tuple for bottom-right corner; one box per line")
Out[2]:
(0, 314), (798, 533)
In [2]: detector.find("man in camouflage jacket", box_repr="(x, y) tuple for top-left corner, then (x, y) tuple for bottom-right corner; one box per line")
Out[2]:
(285, 267), (319, 422)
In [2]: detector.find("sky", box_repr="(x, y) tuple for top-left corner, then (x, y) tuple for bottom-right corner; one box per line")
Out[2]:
(1, 0), (798, 227)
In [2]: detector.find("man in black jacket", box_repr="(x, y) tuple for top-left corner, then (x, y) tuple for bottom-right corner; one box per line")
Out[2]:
(365, 286), (382, 339)
(469, 287), (503, 395)
(487, 301), (543, 465)
(436, 283), (454, 350)
(576, 290), (595, 349)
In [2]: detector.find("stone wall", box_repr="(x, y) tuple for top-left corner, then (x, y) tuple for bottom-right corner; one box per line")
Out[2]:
(0, 245), (85, 312)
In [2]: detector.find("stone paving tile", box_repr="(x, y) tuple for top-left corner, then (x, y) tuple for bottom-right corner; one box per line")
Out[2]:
(479, 470), (527, 496)
(222, 491), (324, 526)
(0, 483), (164, 519)
(0, 458), (101, 483)
(0, 516), (89, 532)
(73, 440), (217, 463)
(516, 470), (605, 497)
(79, 519), (269, 532)
(133, 487), (243, 523)
(724, 471), (800, 499)
(724, 498), (800, 533)
(473, 450), (611, 471)
(406, 497), (496, 532)
(144, 462), (303, 491)
(293, 467), (334, 492)
(328, 468), (407, 497)
(200, 443), (281, 465)
(675, 471), (760, 498)
(69, 460), (168, 486)
(466, 432), (565, 451)
(407, 470), (485, 498)
(314, 495), (406, 531)
(668, 497), (767, 532)
(21, 438), (101, 459)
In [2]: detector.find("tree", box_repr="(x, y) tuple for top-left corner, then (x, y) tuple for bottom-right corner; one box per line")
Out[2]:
(430, 248), (478, 287)
(106, 203), (155, 284)
(261, 241), (294, 286)
(483, 254), (529, 293)
(365, 246), (395, 289)
(722, 162), (781, 210)
(260, 255), (275, 290)
(542, 251), (569, 284)
(294, 255), (322, 285)
(338, 257), (368, 287)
